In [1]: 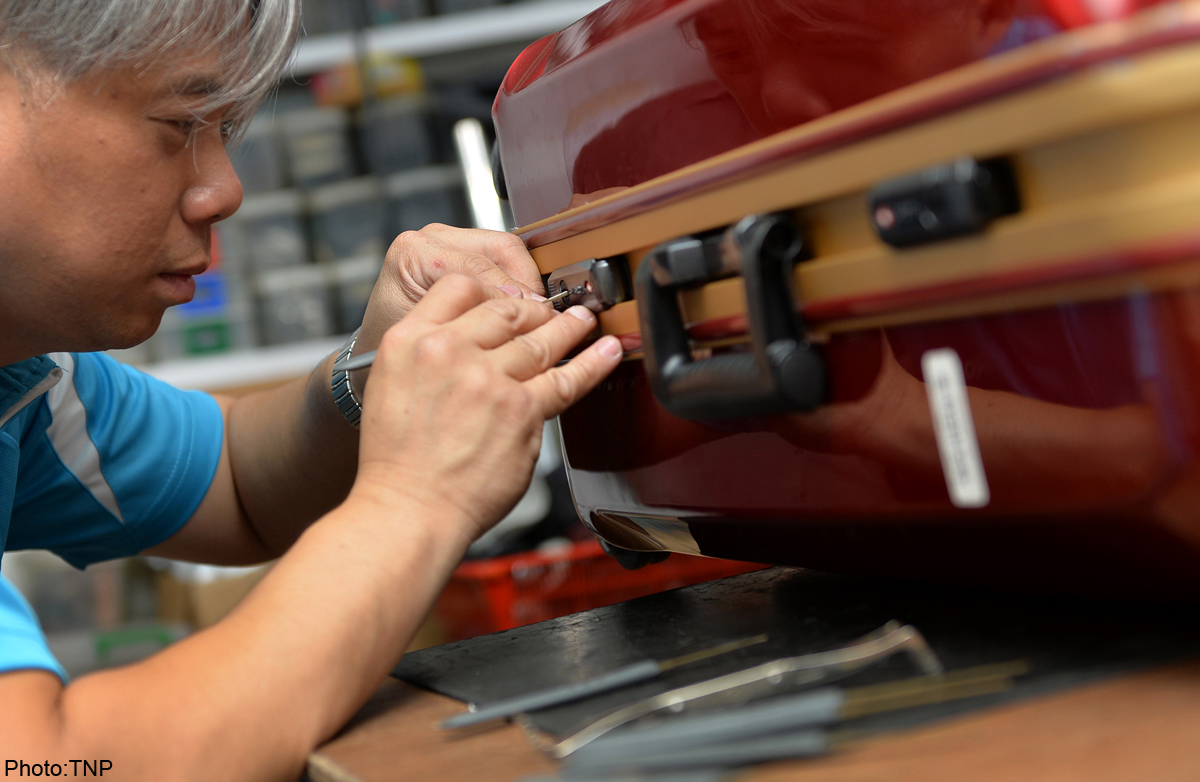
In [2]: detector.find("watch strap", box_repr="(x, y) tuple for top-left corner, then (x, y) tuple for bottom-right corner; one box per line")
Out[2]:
(331, 328), (363, 429)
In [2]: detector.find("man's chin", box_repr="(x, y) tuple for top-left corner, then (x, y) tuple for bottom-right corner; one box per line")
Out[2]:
(93, 310), (165, 353)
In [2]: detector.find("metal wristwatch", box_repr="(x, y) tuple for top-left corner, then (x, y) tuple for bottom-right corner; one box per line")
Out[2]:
(331, 328), (363, 429)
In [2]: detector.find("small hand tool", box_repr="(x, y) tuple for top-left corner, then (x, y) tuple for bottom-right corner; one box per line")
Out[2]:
(545, 289), (571, 307)
(330, 294), (570, 374)
(560, 660), (1029, 771)
(519, 621), (941, 759)
(332, 350), (377, 373)
(440, 634), (769, 730)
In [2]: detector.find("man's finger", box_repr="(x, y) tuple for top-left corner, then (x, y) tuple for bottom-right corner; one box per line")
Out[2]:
(402, 273), (511, 328)
(418, 224), (543, 295)
(397, 238), (537, 299)
(524, 335), (623, 419)
(443, 296), (557, 351)
(490, 306), (598, 381)
(492, 251), (545, 298)
(453, 251), (540, 298)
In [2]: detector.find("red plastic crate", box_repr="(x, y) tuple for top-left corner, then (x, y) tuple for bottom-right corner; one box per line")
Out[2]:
(435, 539), (766, 641)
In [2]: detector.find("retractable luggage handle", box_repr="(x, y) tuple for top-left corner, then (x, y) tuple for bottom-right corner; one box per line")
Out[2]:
(636, 214), (826, 420)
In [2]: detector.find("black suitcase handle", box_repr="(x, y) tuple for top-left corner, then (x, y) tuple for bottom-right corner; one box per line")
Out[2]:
(636, 214), (826, 420)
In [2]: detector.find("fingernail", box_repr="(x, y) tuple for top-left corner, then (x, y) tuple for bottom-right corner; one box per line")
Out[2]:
(497, 284), (521, 297)
(598, 336), (622, 358)
(566, 306), (594, 322)
(530, 293), (547, 302)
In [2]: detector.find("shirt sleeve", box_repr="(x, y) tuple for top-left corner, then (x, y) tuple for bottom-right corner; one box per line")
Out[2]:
(0, 573), (67, 681)
(8, 352), (224, 569)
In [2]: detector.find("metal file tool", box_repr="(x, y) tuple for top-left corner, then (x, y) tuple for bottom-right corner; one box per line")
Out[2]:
(519, 621), (941, 759)
(556, 661), (1028, 771)
(441, 634), (769, 730)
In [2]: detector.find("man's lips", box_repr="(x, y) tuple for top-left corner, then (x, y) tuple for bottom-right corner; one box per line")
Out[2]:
(158, 272), (197, 303)
(165, 259), (212, 277)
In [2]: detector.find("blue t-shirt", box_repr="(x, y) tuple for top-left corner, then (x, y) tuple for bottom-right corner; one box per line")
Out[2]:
(0, 353), (223, 680)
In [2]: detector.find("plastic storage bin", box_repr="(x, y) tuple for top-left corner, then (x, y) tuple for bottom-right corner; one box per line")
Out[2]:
(255, 265), (335, 345)
(368, 0), (427, 24)
(384, 165), (468, 234)
(308, 177), (385, 263)
(212, 221), (249, 278)
(432, 0), (499, 14)
(229, 116), (285, 194)
(434, 539), (766, 641)
(332, 256), (383, 334)
(299, 0), (364, 35)
(152, 273), (257, 359)
(358, 96), (434, 176)
(231, 190), (308, 271)
(280, 107), (355, 188)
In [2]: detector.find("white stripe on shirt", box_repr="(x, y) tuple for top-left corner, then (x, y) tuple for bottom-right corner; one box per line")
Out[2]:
(44, 353), (125, 524)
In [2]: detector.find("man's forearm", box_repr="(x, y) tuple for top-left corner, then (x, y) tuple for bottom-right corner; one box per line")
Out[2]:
(227, 353), (362, 556)
(40, 494), (471, 782)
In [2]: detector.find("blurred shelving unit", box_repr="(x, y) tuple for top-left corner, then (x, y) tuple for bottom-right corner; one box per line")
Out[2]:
(291, 0), (607, 75)
(142, 335), (347, 394)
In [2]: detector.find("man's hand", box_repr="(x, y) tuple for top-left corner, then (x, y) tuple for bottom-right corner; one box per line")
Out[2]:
(154, 224), (569, 565)
(355, 224), (545, 362)
(352, 272), (622, 543)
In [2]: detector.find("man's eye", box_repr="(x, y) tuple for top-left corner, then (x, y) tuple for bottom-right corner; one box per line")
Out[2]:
(173, 119), (198, 135)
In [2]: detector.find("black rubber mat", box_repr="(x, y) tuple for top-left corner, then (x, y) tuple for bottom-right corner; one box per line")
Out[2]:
(393, 567), (1200, 737)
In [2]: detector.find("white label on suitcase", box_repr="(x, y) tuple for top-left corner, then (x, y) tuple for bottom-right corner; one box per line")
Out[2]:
(921, 348), (990, 508)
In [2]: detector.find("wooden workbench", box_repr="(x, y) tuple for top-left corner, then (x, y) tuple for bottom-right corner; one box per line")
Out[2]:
(308, 661), (1200, 782)
(307, 565), (1200, 782)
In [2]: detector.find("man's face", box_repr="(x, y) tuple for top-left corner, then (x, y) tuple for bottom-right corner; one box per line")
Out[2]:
(0, 56), (243, 362)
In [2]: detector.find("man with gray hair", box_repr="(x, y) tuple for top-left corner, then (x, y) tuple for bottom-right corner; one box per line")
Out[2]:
(0, 1), (623, 778)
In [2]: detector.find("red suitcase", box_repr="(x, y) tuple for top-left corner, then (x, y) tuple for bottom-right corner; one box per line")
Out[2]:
(492, 0), (1200, 596)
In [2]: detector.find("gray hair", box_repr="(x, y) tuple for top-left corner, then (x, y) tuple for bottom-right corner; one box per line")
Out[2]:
(0, 0), (301, 135)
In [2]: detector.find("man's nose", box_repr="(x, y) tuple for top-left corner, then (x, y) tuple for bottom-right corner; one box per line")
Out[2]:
(182, 126), (244, 225)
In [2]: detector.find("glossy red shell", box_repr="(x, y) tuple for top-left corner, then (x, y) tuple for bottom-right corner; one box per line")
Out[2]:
(494, 0), (1173, 227)
(494, 0), (1199, 596)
